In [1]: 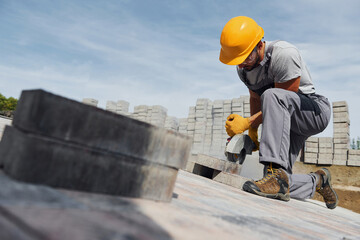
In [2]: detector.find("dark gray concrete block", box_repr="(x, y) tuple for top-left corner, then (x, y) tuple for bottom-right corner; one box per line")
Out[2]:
(0, 170), (173, 240)
(0, 208), (46, 240)
(13, 89), (191, 169)
(0, 126), (177, 202)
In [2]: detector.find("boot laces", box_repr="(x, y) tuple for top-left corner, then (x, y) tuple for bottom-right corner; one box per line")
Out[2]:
(256, 163), (279, 184)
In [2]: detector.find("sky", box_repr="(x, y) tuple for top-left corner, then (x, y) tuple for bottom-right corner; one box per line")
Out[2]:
(1, 0), (360, 139)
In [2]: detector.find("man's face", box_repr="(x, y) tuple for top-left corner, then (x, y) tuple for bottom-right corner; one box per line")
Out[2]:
(238, 47), (259, 71)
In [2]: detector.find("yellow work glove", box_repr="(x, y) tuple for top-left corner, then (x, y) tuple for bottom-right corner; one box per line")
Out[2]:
(225, 114), (250, 137)
(248, 126), (260, 151)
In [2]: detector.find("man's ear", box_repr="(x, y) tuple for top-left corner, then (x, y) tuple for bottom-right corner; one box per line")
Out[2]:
(257, 40), (264, 50)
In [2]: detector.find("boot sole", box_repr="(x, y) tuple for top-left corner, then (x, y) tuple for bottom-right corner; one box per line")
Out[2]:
(322, 168), (339, 209)
(243, 183), (290, 202)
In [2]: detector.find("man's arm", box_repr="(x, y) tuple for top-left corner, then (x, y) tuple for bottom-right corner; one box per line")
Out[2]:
(248, 76), (300, 127)
(248, 90), (262, 128)
(275, 76), (300, 92)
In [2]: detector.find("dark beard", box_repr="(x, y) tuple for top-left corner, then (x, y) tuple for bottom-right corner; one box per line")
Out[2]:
(244, 52), (261, 72)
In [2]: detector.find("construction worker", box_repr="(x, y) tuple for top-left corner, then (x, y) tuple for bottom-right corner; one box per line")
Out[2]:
(220, 16), (338, 209)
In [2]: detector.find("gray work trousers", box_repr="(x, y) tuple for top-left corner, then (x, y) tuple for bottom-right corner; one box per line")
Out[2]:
(259, 88), (331, 199)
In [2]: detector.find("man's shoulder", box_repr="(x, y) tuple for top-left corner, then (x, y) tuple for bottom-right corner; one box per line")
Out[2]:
(269, 40), (300, 61)
(269, 40), (297, 49)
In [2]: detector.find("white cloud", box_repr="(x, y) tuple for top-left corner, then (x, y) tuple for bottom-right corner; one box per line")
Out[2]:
(1, 0), (360, 139)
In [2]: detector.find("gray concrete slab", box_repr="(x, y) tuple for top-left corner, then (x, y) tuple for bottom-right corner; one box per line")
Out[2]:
(0, 126), (178, 202)
(13, 89), (192, 169)
(1, 167), (359, 240)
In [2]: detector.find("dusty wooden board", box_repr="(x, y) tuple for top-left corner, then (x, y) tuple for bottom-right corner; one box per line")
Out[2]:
(0, 170), (359, 240)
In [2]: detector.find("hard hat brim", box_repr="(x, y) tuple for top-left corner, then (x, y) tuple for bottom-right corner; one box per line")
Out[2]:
(219, 26), (264, 66)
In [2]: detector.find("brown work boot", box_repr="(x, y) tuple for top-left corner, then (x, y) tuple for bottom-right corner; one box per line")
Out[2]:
(242, 163), (290, 201)
(315, 168), (338, 209)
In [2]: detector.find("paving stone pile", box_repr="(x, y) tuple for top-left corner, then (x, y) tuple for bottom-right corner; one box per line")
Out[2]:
(178, 118), (188, 135)
(102, 96), (256, 159)
(131, 105), (168, 128)
(333, 101), (350, 165)
(82, 98), (98, 107)
(83, 97), (357, 166)
(304, 137), (319, 164)
(164, 116), (179, 132)
(348, 149), (360, 166)
(303, 100), (359, 166)
(105, 100), (130, 116)
(187, 96), (254, 159)
(318, 137), (333, 165)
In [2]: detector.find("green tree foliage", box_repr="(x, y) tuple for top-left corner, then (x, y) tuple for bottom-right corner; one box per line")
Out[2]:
(351, 137), (360, 150)
(0, 93), (18, 112)
(5, 97), (17, 111)
(0, 93), (6, 110)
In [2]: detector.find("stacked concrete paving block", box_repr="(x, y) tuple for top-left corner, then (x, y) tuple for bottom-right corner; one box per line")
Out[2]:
(178, 118), (188, 135)
(116, 100), (130, 115)
(132, 105), (168, 128)
(145, 106), (153, 123)
(222, 100), (232, 149)
(149, 105), (167, 127)
(204, 102), (213, 154)
(317, 137), (333, 165)
(187, 106), (195, 139)
(222, 100), (232, 133)
(98, 96), (358, 166)
(0, 89), (192, 202)
(82, 98), (98, 107)
(347, 149), (360, 166)
(304, 137), (319, 164)
(192, 99), (211, 154)
(332, 101), (350, 165)
(106, 100), (130, 116)
(164, 116), (179, 132)
(231, 98), (243, 116)
(106, 101), (117, 113)
(240, 95), (251, 118)
(210, 100), (225, 157)
(132, 105), (148, 122)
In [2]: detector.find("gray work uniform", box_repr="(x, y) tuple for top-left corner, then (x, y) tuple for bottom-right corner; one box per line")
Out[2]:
(237, 41), (331, 199)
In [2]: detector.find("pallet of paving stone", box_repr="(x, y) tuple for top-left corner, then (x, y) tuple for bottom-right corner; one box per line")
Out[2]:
(332, 152), (348, 165)
(317, 137), (333, 165)
(304, 137), (319, 164)
(82, 98), (98, 107)
(347, 149), (360, 166)
(0, 89), (192, 202)
(332, 101), (350, 124)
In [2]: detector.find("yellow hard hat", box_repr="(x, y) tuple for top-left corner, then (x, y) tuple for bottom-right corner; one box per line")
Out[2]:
(219, 16), (264, 65)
